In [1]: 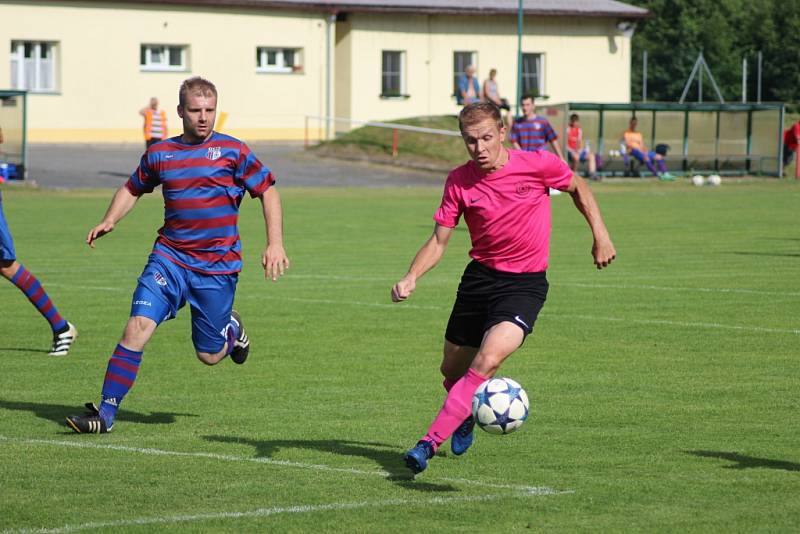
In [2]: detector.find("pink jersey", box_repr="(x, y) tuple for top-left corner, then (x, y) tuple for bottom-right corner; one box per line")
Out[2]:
(434, 149), (573, 273)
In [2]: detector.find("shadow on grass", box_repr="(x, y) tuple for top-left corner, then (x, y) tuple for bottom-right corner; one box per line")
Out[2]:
(687, 450), (800, 471)
(204, 435), (458, 493)
(0, 399), (198, 427)
(0, 347), (50, 354)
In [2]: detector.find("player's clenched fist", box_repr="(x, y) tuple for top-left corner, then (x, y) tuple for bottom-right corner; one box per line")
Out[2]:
(391, 277), (416, 302)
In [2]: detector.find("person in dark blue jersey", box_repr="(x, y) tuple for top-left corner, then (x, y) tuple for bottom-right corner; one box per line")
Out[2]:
(66, 77), (290, 434)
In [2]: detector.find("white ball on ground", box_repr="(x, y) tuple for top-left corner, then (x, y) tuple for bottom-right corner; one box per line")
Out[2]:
(708, 174), (721, 186)
(692, 175), (705, 187)
(472, 377), (530, 435)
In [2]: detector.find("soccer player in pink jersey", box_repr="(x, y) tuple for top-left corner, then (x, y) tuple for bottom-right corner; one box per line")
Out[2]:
(66, 77), (289, 434)
(391, 102), (615, 474)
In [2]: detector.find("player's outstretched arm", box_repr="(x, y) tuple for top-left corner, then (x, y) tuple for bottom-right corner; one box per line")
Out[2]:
(260, 186), (289, 282)
(86, 185), (139, 248)
(391, 223), (453, 302)
(564, 174), (616, 270)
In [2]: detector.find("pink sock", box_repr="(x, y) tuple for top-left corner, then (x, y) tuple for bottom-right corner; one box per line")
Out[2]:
(443, 377), (457, 392)
(424, 368), (488, 450)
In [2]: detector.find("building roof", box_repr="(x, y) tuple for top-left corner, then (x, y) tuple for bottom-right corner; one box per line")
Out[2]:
(102, 0), (649, 18)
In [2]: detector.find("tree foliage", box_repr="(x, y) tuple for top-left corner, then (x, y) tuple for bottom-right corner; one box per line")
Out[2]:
(628, 0), (800, 108)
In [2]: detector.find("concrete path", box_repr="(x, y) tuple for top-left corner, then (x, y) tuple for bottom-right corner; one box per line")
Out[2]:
(24, 142), (445, 189)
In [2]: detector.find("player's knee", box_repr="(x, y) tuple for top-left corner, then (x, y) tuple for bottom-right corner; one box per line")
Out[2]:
(121, 316), (156, 350)
(196, 349), (225, 366)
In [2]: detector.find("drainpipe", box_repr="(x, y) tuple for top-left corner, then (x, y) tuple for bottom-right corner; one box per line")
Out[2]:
(326, 12), (336, 140)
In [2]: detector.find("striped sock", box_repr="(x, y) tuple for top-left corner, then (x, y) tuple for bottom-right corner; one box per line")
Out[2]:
(99, 344), (143, 427)
(10, 264), (67, 332)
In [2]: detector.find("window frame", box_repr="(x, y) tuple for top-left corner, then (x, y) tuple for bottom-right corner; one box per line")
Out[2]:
(453, 50), (477, 96)
(10, 40), (58, 93)
(140, 44), (188, 72)
(256, 47), (303, 74)
(380, 50), (407, 99)
(521, 52), (545, 98)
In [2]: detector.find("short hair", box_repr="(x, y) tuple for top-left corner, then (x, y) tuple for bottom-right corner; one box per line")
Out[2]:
(569, 113), (579, 121)
(630, 116), (638, 122)
(520, 94), (535, 104)
(489, 68), (497, 77)
(459, 101), (504, 133)
(179, 76), (218, 107)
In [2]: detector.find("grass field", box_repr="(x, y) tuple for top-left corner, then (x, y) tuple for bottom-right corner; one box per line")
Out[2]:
(1, 179), (799, 532)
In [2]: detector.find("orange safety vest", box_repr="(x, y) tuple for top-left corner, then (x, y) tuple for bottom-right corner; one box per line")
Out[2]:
(143, 109), (167, 141)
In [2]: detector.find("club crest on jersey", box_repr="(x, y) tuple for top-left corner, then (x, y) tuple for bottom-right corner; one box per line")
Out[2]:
(153, 271), (168, 287)
(516, 182), (533, 197)
(206, 146), (222, 161)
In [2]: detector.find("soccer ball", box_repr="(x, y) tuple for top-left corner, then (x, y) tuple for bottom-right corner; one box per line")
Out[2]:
(708, 174), (722, 186)
(691, 175), (705, 187)
(471, 377), (529, 435)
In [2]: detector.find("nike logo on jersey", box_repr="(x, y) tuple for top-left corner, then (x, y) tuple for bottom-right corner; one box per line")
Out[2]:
(470, 195), (485, 203)
(514, 315), (530, 330)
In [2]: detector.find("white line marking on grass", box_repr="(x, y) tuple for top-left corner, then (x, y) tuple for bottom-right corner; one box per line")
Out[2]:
(1, 494), (550, 534)
(46, 284), (799, 335)
(0, 436), (563, 497)
(547, 313), (800, 336)
(555, 281), (800, 298)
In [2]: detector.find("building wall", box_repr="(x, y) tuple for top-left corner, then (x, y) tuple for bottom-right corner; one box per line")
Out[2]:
(339, 13), (631, 122)
(0, 1), (328, 142)
(1, 2), (632, 142)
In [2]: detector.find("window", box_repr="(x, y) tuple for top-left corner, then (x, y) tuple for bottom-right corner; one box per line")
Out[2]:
(453, 51), (477, 95)
(140, 44), (187, 71)
(521, 53), (544, 97)
(381, 50), (406, 97)
(256, 47), (303, 73)
(10, 41), (58, 92)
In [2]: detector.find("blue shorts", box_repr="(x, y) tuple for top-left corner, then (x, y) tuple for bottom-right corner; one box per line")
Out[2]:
(131, 254), (238, 353)
(568, 149), (589, 163)
(630, 148), (656, 163)
(0, 194), (16, 261)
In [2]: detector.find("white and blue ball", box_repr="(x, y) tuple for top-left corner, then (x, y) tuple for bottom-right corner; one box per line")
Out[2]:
(471, 377), (530, 435)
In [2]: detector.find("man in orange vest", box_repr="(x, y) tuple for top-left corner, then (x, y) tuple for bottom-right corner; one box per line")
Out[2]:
(140, 97), (167, 148)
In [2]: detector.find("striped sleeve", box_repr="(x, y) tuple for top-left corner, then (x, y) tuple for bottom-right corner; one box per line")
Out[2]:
(543, 120), (557, 142)
(125, 153), (161, 196)
(235, 143), (275, 198)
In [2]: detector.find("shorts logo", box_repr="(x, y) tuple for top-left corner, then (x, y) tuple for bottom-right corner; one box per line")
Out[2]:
(206, 147), (222, 161)
(133, 300), (152, 307)
(153, 271), (168, 287)
(514, 315), (531, 330)
(515, 182), (533, 197)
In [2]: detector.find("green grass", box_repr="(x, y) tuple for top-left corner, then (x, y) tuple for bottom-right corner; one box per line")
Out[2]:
(1, 180), (799, 532)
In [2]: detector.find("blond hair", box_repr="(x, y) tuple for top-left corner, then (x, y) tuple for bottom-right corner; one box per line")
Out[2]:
(178, 76), (218, 107)
(458, 101), (503, 133)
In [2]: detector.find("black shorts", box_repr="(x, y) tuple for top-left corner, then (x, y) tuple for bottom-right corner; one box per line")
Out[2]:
(445, 260), (548, 348)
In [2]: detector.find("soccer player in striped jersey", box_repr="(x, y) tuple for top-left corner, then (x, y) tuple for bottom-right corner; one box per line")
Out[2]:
(66, 77), (289, 434)
(1, 191), (77, 356)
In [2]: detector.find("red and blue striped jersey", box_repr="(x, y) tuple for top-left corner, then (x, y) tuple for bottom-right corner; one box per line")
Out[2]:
(125, 132), (274, 275)
(510, 115), (558, 152)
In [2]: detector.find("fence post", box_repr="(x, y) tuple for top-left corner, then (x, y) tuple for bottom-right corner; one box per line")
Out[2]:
(392, 129), (399, 158)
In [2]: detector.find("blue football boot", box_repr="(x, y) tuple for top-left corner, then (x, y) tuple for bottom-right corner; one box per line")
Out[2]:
(451, 415), (475, 456)
(404, 440), (435, 474)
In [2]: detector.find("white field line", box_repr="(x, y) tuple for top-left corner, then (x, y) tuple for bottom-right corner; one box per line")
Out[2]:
(0, 435), (561, 497)
(49, 277), (800, 298)
(43, 283), (800, 335)
(1, 494), (542, 534)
